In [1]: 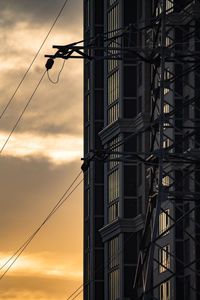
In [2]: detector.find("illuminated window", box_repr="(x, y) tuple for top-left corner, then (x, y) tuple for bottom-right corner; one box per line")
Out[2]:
(159, 245), (170, 273)
(156, 4), (162, 16)
(108, 237), (119, 268)
(166, 36), (173, 47)
(109, 137), (120, 170)
(164, 103), (170, 113)
(108, 237), (120, 300)
(163, 103), (170, 130)
(164, 69), (172, 95)
(159, 209), (170, 235)
(108, 169), (119, 223)
(108, 70), (120, 104)
(108, 103), (119, 124)
(107, 3), (120, 71)
(109, 269), (120, 299)
(163, 138), (170, 148)
(109, 202), (119, 222)
(166, 0), (174, 14)
(108, 70), (120, 125)
(160, 281), (170, 300)
(108, 169), (119, 202)
(162, 175), (170, 186)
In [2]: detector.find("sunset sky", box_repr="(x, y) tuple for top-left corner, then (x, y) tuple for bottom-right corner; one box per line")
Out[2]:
(0, 0), (83, 299)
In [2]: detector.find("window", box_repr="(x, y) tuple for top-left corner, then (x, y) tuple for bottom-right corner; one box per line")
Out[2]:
(159, 209), (170, 235)
(108, 236), (120, 300)
(166, 0), (174, 14)
(108, 169), (119, 202)
(109, 202), (119, 223)
(107, 3), (120, 72)
(109, 269), (120, 300)
(164, 103), (170, 113)
(163, 138), (170, 149)
(164, 68), (172, 95)
(108, 237), (119, 268)
(159, 245), (170, 273)
(108, 169), (120, 223)
(160, 281), (170, 300)
(156, 4), (162, 16)
(108, 70), (120, 104)
(108, 102), (119, 124)
(166, 36), (173, 47)
(108, 70), (120, 125)
(108, 137), (120, 170)
(162, 175), (170, 186)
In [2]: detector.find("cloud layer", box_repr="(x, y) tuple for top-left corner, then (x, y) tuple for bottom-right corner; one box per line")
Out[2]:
(0, 0), (83, 299)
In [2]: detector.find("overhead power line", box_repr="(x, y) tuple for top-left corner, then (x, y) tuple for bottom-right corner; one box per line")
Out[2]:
(0, 170), (82, 281)
(0, 0), (70, 121)
(0, 70), (47, 154)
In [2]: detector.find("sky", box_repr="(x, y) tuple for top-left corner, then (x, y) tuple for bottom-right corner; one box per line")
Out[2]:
(0, 0), (83, 299)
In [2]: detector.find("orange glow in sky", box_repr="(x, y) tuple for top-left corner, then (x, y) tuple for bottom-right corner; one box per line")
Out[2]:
(0, 0), (83, 299)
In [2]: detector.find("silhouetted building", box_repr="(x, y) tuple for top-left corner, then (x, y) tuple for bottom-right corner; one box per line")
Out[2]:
(83, 0), (200, 299)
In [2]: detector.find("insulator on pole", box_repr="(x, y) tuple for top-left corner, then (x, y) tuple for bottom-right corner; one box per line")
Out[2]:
(45, 58), (54, 70)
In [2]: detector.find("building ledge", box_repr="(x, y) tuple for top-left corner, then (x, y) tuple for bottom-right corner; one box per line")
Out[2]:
(99, 215), (144, 242)
(99, 113), (150, 145)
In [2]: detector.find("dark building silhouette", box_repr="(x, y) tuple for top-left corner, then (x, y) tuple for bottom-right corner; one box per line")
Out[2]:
(83, 0), (200, 299)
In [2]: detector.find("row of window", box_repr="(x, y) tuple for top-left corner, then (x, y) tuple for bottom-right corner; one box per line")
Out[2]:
(159, 245), (170, 273)
(108, 136), (120, 170)
(108, 201), (119, 223)
(108, 236), (120, 300)
(108, 236), (119, 269)
(108, 169), (119, 202)
(107, 3), (120, 72)
(108, 70), (120, 105)
(159, 208), (170, 299)
(155, 0), (174, 16)
(108, 102), (119, 124)
(109, 269), (120, 300)
(160, 280), (170, 300)
(159, 209), (170, 235)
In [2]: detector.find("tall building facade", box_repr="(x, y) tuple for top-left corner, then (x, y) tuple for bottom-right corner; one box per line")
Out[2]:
(83, 0), (200, 299)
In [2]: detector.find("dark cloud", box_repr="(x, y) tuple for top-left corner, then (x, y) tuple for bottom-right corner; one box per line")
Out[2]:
(0, 2), (83, 298)
(0, 60), (83, 136)
(0, 0), (82, 29)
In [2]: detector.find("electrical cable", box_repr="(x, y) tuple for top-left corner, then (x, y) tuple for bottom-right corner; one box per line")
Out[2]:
(0, 0), (70, 121)
(0, 170), (82, 271)
(66, 231), (138, 300)
(0, 70), (47, 154)
(0, 170), (83, 280)
(47, 60), (66, 84)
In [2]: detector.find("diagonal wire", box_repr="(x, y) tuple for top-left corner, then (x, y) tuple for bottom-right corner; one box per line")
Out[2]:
(0, 0), (70, 121)
(0, 171), (83, 280)
(0, 70), (46, 154)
